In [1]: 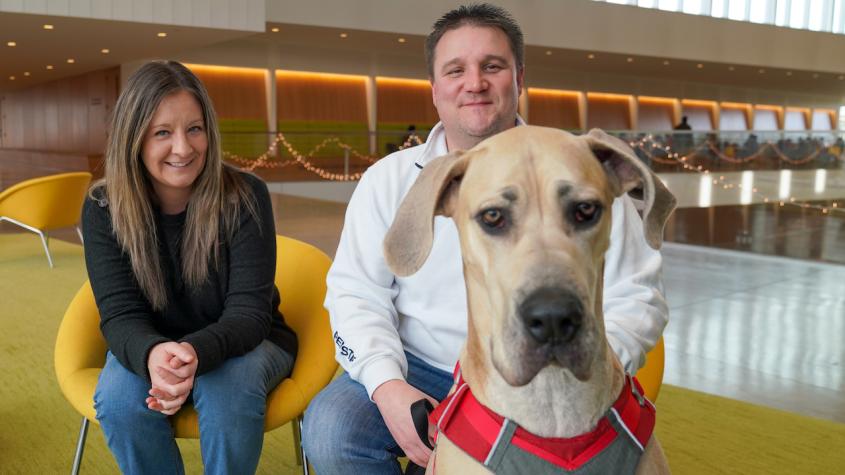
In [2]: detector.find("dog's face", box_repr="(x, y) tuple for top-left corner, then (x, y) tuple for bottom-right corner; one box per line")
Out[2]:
(384, 126), (675, 387)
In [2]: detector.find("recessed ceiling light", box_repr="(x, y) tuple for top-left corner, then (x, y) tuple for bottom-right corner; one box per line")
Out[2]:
(839, 75), (845, 80)
(545, 50), (552, 56)
(697, 63), (704, 69)
(339, 32), (348, 38)
(46, 65), (53, 70)
(271, 27), (280, 33)
(812, 73), (819, 78)
(9, 76), (15, 80)
(67, 58), (75, 64)
(728, 66), (735, 71)
(758, 68), (765, 74)
(101, 48), (110, 54)
(663, 60), (670, 66)
(626, 57), (634, 63)
(398, 37), (406, 43)
(43, 24), (54, 30)
(587, 53), (595, 59)
(6, 41), (16, 47)
(157, 32), (167, 38)
(786, 71), (792, 76)
(23, 71), (30, 76)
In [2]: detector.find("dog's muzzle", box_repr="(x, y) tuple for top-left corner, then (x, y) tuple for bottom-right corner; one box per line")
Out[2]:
(518, 287), (583, 346)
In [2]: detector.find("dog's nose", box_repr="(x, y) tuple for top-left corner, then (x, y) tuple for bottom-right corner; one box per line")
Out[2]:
(519, 288), (583, 344)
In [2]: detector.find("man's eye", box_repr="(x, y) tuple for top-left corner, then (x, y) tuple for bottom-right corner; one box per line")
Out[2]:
(485, 64), (503, 72)
(572, 202), (601, 224)
(480, 208), (506, 229)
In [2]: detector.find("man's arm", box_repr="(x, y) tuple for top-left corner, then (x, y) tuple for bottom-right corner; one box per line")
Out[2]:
(602, 195), (670, 373)
(325, 168), (408, 397)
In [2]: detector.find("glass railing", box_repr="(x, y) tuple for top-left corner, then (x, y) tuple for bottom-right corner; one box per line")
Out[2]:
(220, 129), (844, 180)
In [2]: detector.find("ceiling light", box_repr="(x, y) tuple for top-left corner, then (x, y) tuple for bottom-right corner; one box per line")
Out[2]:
(43, 24), (54, 30)
(839, 75), (845, 80)
(786, 71), (792, 76)
(545, 50), (552, 56)
(339, 32), (348, 38)
(6, 41), (16, 47)
(587, 53), (595, 59)
(663, 60), (670, 66)
(812, 73), (819, 79)
(67, 58), (75, 64)
(101, 48), (110, 54)
(398, 37), (406, 43)
(758, 68), (765, 74)
(23, 71), (30, 76)
(157, 32), (167, 38)
(271, 27), (280, 33)
(626, 57), (634, 63)
(46, 65), (53, 70)
(697, 63), (704, 69)
(9, 76), (15, 80)
(728, 66), (735, 71)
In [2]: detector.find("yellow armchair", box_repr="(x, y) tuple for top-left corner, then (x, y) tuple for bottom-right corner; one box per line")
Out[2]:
(0, 171), (92, 267)
(55, 235), (338, 474)
(636, 337), (666, 403)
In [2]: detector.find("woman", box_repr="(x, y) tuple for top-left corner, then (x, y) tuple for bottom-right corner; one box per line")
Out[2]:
(83, 60), (297, 474)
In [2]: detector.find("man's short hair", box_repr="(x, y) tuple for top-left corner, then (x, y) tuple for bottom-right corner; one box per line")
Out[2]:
(425, 3), (524, 78)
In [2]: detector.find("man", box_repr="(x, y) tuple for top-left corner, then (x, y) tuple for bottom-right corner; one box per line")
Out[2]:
(302, 4), (669, 474)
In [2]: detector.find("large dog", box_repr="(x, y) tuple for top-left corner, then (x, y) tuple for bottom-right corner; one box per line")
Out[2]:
(383, 126), (675, 474)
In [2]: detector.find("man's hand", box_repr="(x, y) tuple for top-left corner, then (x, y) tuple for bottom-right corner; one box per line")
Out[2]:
(372, 379), (438, 467)
(146, 342), (198, 415)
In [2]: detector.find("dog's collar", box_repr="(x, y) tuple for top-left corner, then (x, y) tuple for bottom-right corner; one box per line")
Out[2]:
(429, 364), (655, 471)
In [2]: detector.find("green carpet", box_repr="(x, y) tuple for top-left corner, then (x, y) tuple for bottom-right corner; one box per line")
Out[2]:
(1, 232), (844, 474)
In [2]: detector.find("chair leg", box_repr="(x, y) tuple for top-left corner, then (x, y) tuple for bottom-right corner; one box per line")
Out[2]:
(291, 415), (310, 475)
(72, 417), (90, 475)
(0, 217), (53, 267)
(39, 230), (54, 268)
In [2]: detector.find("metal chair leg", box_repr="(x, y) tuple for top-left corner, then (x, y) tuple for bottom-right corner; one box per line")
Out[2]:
(292, 415), (310, 475)
(72, 417), (89, 475)
(40, 230), (54, 268)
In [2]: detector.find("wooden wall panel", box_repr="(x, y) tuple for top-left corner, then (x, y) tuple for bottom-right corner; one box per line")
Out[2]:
(188, 65), (267, 122)
(527, 89), (581, 130)
(586, 94), (631, 130)
(0, 67), (119, 154)
(276, 70), (368, 123)
(376, 77), (439, 125)
(637, 98), (675, 131)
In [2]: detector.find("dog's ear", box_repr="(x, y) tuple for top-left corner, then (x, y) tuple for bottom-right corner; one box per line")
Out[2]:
(384, 150), (471, 276)
(584, 128), (676, 249)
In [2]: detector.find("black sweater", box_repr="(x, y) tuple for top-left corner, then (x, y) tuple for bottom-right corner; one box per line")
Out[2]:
(82, 172), (297, 378)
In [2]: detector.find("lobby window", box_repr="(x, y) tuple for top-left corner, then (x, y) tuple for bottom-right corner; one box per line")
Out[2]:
(839, 106), (845, 131)
(593, 0), (845, 35)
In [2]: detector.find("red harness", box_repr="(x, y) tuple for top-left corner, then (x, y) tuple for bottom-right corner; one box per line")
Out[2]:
(428, 365), (655, 471)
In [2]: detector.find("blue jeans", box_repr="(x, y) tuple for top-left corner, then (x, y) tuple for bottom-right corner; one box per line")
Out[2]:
(302, 351), (454, 475)
(94, 340), (293, 475)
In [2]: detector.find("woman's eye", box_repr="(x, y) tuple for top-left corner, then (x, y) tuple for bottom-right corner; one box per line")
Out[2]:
(188, 125), (204, 133)
(154, 130), (169, 137)
(481, 209), (506, 228)
(573, 202), (600, 223)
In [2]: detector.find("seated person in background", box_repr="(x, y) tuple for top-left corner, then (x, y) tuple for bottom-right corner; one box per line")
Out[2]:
(82, 60), (297, 475)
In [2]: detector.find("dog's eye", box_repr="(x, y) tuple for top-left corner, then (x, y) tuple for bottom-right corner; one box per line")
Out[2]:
(572, 201), (602, 226)
(478, 208), (508, 233)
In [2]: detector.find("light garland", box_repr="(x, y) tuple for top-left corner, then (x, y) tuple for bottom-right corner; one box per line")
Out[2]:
(628, 135), (844, 216)
(223, 133), (423, 181)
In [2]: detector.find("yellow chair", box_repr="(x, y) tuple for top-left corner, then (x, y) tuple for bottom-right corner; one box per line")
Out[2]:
(635, 337), (665, 403)
(0, 171), (92, 267)
(55, 235), (337, 475)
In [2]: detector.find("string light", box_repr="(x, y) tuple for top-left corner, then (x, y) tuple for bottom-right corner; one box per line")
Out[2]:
(628, 134), (845, 216)
(224, 133), (423, 181)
